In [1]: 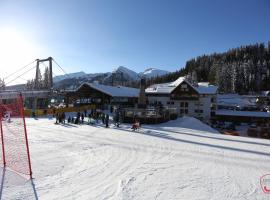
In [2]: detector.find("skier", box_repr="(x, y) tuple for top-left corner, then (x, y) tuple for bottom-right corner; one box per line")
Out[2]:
(131, 119), (140, 131)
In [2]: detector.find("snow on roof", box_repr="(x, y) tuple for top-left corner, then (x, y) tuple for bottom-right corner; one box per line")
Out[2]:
(261, 91), (270, 96)
(145, 82), (175, 94)
(217, 94), (257, 107)
(216, 110), (270, 118)
(146, 76), (218, 95)
(197, 84), (218, 94)
(77, 82), (140, 97)
(169, 76), (185, 87)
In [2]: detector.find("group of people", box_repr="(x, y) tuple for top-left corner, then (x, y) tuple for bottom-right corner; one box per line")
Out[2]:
(54, 108), (140, 131)
(54, 109), (111, 128)
(55, 112), (66, 124)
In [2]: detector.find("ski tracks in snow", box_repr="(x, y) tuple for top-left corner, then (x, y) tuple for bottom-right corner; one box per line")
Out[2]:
(5, 118), (270, 200)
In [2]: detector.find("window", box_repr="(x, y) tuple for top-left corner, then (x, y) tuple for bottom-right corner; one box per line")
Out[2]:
(181, 88), (189, 92)
(181, 84), (187, 88)
(185, 109), (188, 114)
(167, 101), (175, 105)
(195, 109), (203, 113)
(180, 84), (189, 91)
(180, 102), (188, 107)
(180, 109), (184, 114)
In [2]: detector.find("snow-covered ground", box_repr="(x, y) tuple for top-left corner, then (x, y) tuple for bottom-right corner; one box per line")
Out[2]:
(1, 117), (270, 200)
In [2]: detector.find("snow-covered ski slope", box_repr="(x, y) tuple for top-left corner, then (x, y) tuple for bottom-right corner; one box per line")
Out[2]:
(1, 117), (270, 200)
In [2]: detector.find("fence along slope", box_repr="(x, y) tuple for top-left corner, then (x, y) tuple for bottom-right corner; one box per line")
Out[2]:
(0, 94), (32, 178)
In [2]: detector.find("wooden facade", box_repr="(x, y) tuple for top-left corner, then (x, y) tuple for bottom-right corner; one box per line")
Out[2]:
(170, 81), (199, 100)
(65, 83), (138, 107)
(66, 84), (111, 105)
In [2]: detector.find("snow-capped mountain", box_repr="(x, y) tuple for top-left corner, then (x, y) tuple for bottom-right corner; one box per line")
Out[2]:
(8, 66), (170, 90)
(53, 66), (170, 89)
(139, 68), (169, 78)
(109, 66), (140, 81)
(115, 66), (140, 80)
(54, 71), (87, 83)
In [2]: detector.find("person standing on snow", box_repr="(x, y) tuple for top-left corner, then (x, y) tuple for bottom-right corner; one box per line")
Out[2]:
(81, 113), (84, 124)
(105, 114), (109, 128)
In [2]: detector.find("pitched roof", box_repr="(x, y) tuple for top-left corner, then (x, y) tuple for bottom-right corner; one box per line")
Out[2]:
(216, 110), (270, 118)
(145, 76), (218, 95)
(77, 82), (140, 97)
(197, 83), (218, 94)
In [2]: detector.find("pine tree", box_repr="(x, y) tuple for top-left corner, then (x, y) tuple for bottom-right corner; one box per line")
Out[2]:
(43, 67), (50, 89)
(148, 41), (270, 93)
(0, 78), (5, 91)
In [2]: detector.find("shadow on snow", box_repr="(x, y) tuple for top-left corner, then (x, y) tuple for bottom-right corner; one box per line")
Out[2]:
(0, 167), (38, 200)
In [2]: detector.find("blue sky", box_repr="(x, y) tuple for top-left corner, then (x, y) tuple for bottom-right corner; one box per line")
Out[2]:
(0, 0), (270, 82)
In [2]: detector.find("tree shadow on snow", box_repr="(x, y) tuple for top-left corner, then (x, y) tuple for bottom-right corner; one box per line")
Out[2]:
(125, 127), (270, 158)
(0, 167), (38, 200)
(60, 123), (78, 128)
(115, 127), (270, 157)
(145, 126), (270, 147)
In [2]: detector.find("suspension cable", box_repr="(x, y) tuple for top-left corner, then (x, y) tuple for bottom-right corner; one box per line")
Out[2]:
(6, 65), (37, 86)
(52, 59), (70, 78)
(4, 60), (36, 80)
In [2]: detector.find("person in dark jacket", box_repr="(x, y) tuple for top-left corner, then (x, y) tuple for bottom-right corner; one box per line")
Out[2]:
(105, 114), (109, 128)
(61, 112), (66, 124)
(114, 111), (120, 127)
(81, 113), (84, 124)
(102, 113), (105, 124)
(59, 113), (62, 123)
(75, 112), (80, 124)
(110, 106), (113, 113)
(55, 113), (59, 124)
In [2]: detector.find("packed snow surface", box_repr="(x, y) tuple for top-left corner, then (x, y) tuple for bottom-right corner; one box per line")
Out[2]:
(1, 117), (270, 200)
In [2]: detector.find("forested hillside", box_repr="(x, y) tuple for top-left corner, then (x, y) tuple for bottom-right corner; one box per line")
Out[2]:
(148, 42), (270, 94)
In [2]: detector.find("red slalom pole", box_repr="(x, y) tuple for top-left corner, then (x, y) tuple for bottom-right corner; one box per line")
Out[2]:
(19, 93), (33, 179)
(0, 111), (6, 166)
